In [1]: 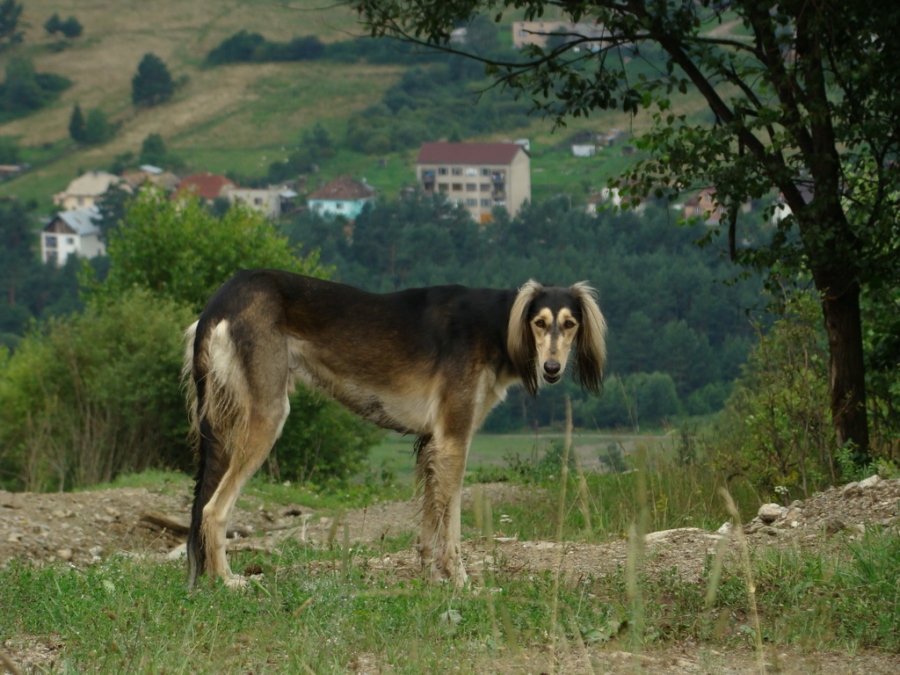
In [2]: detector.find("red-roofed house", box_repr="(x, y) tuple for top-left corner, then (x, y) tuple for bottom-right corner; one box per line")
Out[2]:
(416, 142), (531, 222)
(307, 176), (375, 220)
(173, 172), (236, 202)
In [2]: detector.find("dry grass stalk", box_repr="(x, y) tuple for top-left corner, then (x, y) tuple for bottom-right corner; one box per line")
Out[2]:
(719, 487), (766, 675)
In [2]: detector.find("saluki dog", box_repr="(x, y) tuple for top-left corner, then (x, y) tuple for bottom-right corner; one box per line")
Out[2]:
(183, 270), (607, 588)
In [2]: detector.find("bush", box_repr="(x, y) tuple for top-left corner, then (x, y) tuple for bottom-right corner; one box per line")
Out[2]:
(0, 289), (195, 491)
(710, 292), (836, 499)
(206, 31), (324, 65)
(206, 30), (266, 65)
(0, 134), (19, 163)
(269, 386), (385, 484)
(0, 57), (71, 116)
(83, 108), (112, 144)
(96, 189), (323, 312)
(45, 13), (81, 38)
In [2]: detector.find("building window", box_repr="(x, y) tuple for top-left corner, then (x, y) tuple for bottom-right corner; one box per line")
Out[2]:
(480, 183), (490, 192)
(466, 198), (477, 207)
(481, 168), (491, 176)
(45, 235), (57, 247)
(465, 168), (477, 176)
(66, 237), (75, 245)
(335, 203), (344, 210)
(481, 199), (491, 207)
(438, 167), (448, 175)
(465, 183), (477, 192)
(452, 183), (463, 191)
(254, 198), (263, 205)
(451, 167), (462, 176)
(438, 183), (449, 192)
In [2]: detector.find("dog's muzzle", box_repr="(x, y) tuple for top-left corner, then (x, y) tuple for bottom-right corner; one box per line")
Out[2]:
(542, 359), (561, 384)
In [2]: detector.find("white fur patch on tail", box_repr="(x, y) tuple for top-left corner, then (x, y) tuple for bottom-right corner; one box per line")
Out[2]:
(184, 319), (252, 458)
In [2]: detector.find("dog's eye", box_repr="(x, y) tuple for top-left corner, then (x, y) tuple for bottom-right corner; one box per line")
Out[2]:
(563, 320), (576, 330)
(534, 318), (547, 329)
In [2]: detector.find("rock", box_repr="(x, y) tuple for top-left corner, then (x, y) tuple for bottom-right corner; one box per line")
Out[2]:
(841, 482), (862, 498)
(716, 522), (732, 535)
(821, 517), (846, 534)
(167, 543), (187, 560)
(56, 548), (73, 561)
(859, 475), (881, 489)
(757, 503), (786, 524)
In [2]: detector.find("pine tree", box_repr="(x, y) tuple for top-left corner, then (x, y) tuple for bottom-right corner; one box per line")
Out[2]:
(68, 103), (86, 142)
(131, 53), (174, 107)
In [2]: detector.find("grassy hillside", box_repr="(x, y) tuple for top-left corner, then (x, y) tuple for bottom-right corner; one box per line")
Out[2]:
(0, 0), (669, 211)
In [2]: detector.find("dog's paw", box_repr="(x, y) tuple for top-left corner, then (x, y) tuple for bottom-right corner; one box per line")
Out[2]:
(223, 574), (250, 590)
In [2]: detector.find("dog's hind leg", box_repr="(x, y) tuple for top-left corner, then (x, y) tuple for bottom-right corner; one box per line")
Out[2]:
(199, 393), (290, 587)
(190, 320), (291, 588)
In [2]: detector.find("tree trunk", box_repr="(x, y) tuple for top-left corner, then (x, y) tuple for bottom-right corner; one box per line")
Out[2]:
(814, 271), (870, 464)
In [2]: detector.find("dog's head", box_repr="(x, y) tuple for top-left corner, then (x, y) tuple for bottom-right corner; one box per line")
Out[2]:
(508, 280), (607, 397)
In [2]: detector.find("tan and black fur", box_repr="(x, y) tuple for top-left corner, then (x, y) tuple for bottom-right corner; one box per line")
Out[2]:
(184, 271), (606, 588)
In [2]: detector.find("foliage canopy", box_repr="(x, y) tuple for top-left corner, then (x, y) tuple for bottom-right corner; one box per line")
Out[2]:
(354, 0), (900, 461)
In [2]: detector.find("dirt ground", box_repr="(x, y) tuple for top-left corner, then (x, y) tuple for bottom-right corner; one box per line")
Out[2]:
(2, 476), (900, 674)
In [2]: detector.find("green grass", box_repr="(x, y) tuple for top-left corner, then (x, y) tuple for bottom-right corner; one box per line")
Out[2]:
(2, 432), (898, 671)
(1, 516), (897, 672)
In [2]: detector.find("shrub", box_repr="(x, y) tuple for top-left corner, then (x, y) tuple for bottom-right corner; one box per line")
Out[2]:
(710, 292), (836, 499)
(0, 289), (195, 491)
(269, 386), (385, 484)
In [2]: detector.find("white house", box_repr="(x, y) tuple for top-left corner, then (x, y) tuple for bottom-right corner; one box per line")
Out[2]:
(53, 171), (129, 211)
(571, 144), (597, 157)
(307, 176), (375, 220)
(228, 186), (297, 219)
(40, 208), (105, 267)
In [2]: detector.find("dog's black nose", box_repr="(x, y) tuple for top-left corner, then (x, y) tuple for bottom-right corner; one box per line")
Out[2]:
(544, 360), (561, 375)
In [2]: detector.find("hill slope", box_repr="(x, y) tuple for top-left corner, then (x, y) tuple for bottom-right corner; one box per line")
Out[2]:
(0, 1), (651, 208)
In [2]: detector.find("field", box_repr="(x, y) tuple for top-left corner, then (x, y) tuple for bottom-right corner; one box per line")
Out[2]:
(2, 433), (899, 674)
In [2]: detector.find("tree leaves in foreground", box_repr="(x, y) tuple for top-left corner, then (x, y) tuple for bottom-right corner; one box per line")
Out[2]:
(354, 0), (900, 462)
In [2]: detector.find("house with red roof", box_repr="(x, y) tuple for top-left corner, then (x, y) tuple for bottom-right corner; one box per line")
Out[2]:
(307, 175), (375, 220)
(173, 172), (236, 202)
(416, 142), (531, 223)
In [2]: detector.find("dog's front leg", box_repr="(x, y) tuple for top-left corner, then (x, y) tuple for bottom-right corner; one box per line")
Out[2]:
(417, 431), (470, 587)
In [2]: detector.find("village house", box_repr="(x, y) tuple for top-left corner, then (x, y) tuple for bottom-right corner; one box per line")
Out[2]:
(682, 187), (724, 223)
(416, 141), (531, 223)
(40, 207), (104, 267)
(307, 176), (375, 220)
(511, 20), (607, 50)
(173, 172), (236, 203)
(228, 186), (298, 219)
(122, 165), (180, 192)
(52, 171), (130, 211)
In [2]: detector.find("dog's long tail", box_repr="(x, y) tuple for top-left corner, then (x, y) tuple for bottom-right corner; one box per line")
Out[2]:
(183, 319), (246, 587)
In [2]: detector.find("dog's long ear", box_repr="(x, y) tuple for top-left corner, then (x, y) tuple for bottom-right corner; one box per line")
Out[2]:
(508, 280), (542, 397)
(570, 282), (607, 395)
